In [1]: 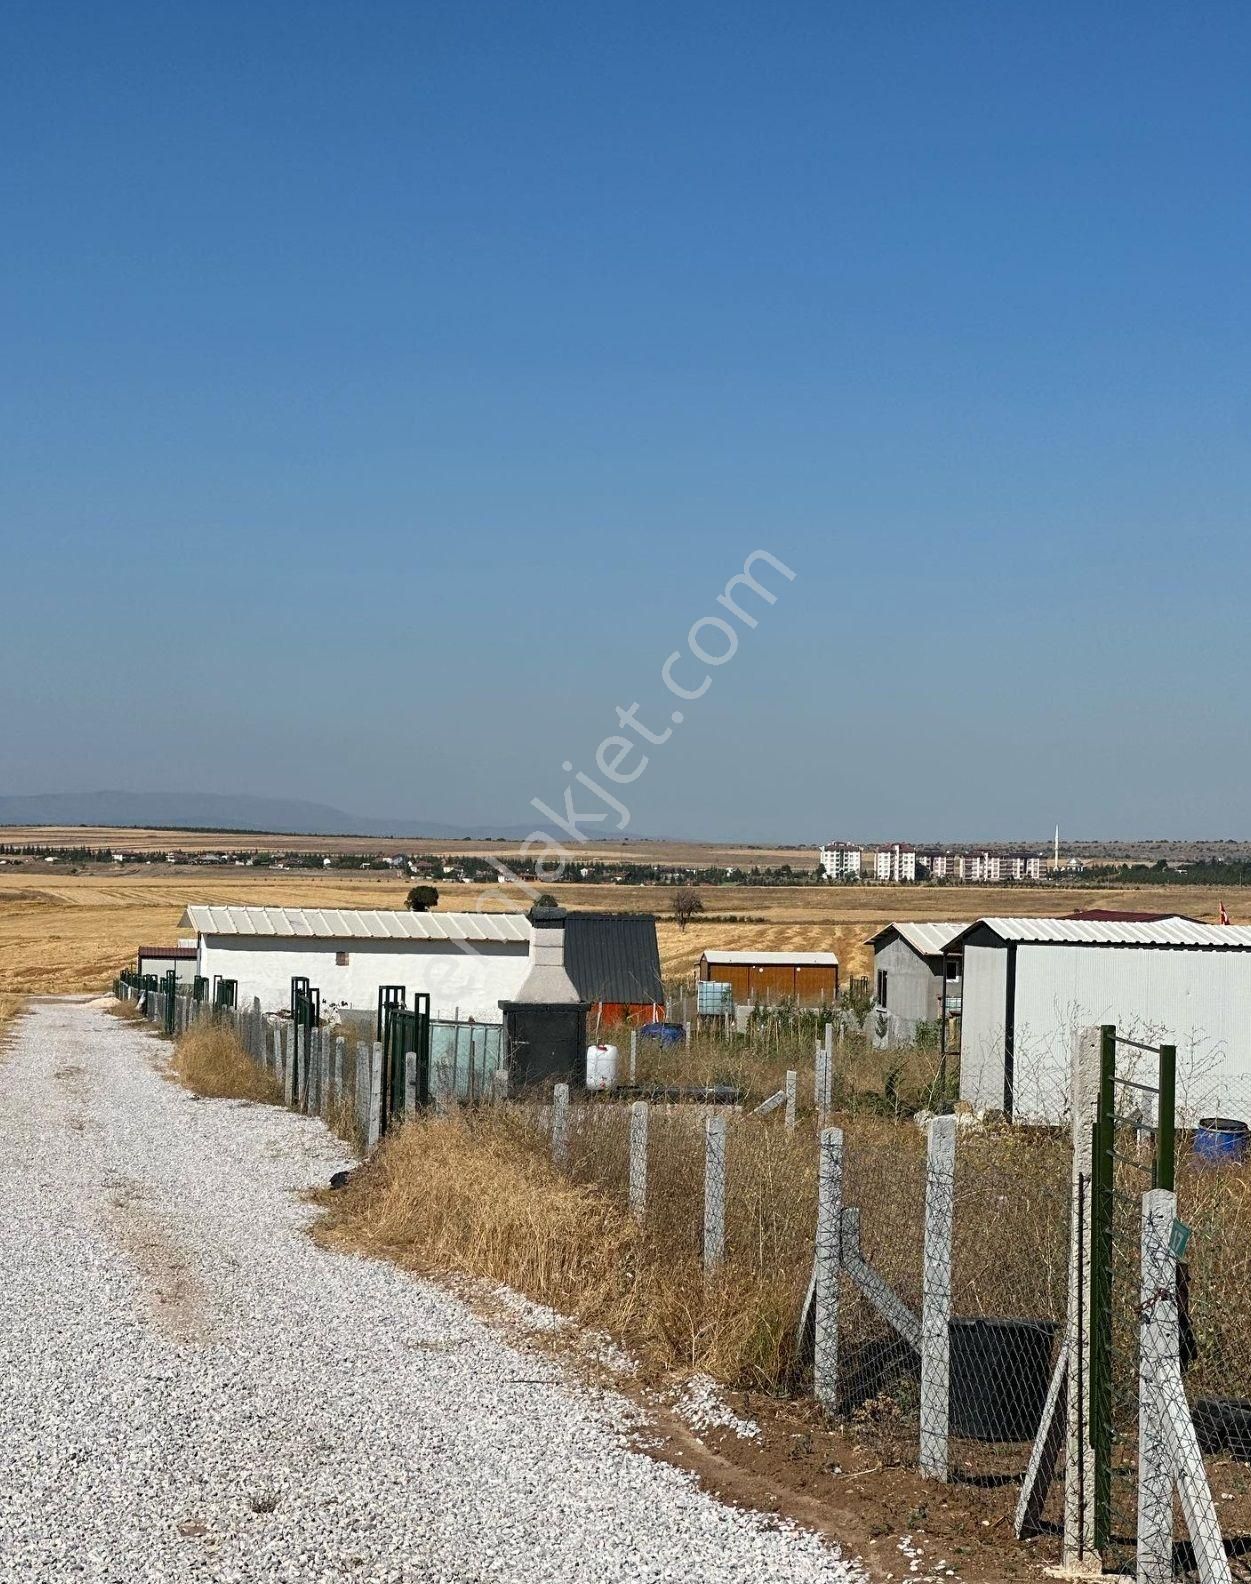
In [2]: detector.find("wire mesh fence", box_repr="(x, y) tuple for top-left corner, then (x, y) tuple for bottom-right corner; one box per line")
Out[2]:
(114, 976), (1251, 1579)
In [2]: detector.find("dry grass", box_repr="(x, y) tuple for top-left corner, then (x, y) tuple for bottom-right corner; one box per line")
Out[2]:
(622, 1021), (953, 1113)
(316, 1105), (818, 1389)
(170, 1022), (282, 1105)
(0, 993), (25, 1051)
(315, 1102), (1081, 1400)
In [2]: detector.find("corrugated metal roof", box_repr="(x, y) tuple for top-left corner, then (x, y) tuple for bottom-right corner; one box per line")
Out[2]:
(137, 945), (198, 959)
(179, 905), (531, 944)
(866, 922), (968, 956)
(961, 917), (1251, 949)
(564, 914), (663, 1004)
(701, 950), (838, 966)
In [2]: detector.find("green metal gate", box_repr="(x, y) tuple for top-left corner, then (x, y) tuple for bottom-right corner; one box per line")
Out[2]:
(162, 969), (178, 1036)
(380, 995), (431, 1135)
(290, 977), (321, 1100)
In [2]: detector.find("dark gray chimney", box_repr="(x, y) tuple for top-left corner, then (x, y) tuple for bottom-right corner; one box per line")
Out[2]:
(498, 906), (589, 1091)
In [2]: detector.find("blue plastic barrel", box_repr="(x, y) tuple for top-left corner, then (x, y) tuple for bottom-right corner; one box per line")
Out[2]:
(638, 1021), (685, 1047)
(1194, 1117), (1250, 1165)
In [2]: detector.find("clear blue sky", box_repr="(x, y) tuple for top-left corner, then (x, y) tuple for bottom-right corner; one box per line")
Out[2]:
(2, 2), (1249, 841)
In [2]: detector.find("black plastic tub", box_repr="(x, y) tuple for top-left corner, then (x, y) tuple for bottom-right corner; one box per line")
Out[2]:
(949, 1318), (1057, 1442)
(1193, 1397), (1251, 1461)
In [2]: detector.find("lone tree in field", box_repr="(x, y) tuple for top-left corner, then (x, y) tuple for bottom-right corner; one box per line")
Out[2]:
(673, 890), (703, 931)
(405, 884), (439, 912)
(535, 892), (559, 908)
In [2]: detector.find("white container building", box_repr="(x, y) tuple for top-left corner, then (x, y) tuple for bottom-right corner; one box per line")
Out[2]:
(180, 905), (531, 1021)
(955, 916), (1251, 1124)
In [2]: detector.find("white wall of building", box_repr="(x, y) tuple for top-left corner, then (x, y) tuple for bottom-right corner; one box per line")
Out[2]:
(820, 845), (862, 879)
(196, 934), (529, 1021)
(961, 941), (1251, 1123)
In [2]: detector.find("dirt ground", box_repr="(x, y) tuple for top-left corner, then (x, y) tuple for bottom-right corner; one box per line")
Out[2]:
(0, 867), (1240, 997)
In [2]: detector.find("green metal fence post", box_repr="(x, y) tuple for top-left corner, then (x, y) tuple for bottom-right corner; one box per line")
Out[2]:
(1156, 1044), (1176, 1193)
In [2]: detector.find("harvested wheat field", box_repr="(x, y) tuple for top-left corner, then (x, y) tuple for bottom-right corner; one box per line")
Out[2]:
(0, 869), (1240, 996)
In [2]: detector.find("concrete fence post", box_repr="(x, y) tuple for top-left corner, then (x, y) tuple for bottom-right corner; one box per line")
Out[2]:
(404, 1051), (418, 1117)
(1138, 1187), (1177, 1584)
(703, 1114), (727, 1268)
(354, 1042), (370, 1141)
(304, 1029), (319, 1115)
(785, 1069), (797, 1132)
(816, 1023), (834, 1123)
(318, 1033), (331, 1118)
(628, 1100), (648, 1215)
(295, 1025), (308, 1110)
(551, 1083), (570, 1168)
(334, 1037), (346, 1106)
(283, 1026), (295, 1106)
(815, 1124), (844, 1412)
(367, 1042), (383, 1150)
(629, 1027), (638, 1084)
(251, 998), (262, 1064)
(921, 1114), (956, 1479)
(1065, 1028), (1101, 1568)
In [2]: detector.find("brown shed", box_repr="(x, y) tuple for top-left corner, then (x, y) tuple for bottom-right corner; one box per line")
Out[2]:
(698, 950), (838, 1008)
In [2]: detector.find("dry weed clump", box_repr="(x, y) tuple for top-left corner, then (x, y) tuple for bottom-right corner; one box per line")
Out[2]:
(619, 1020), (950, 1117)
(0, 994), (25, 1049)
(316, 1106), (819, 1390)
(171, 1022), (282, 1105)
(1179, 1155), (1251, 1399)
(314, 1100), (1087, 1404)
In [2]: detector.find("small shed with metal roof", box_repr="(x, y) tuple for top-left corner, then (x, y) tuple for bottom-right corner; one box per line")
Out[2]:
(953, 916), (1251, 1124)
(179, 905), (532, 1022)
(563, 913), (664, 1028)
(136, 944), (199, 986)
(697, 949), (838, 1007)
(864, 922), (968, 1051)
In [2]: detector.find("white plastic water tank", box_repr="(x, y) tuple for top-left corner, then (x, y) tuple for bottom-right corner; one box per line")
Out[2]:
(585, 1043), (619, 1092)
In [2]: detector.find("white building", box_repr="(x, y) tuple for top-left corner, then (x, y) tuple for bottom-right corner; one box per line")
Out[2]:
(180, 906), (531, 1021)
(819, 843), (862, 880)
(870, 844), (917, 883)
(956, 916), (1251, 1123)
(1003, 854), (1043, 882)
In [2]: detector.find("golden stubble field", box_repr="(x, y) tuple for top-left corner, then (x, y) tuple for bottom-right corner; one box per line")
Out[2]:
(0, 868), (1241, 997)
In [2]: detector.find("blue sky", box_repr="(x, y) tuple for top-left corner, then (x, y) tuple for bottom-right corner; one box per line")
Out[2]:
(2, 2), (1249, 841)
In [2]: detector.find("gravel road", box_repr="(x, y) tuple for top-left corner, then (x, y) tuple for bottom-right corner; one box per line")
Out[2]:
(0, 998), (865, 1584)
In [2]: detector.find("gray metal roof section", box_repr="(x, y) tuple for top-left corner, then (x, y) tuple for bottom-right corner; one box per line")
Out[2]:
(180, 905), (531, 943)
(564, 914), (663, 1004)
(959, 917), (1251, 949)
(701, 950), (838, 966)
(866, 921), (968, 956)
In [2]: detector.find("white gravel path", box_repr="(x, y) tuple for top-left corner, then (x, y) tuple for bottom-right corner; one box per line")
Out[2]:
(0, 998), (866, 1584)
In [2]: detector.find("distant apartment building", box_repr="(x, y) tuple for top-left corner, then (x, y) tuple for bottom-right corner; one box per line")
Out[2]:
(871, 844), (917, 883)
(819, 843), (1043, 884)
(819, 843), (863, 880)
(918, 850), (1045, 883)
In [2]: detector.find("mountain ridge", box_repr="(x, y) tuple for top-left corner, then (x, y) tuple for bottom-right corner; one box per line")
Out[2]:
(0, 791), (535, 841)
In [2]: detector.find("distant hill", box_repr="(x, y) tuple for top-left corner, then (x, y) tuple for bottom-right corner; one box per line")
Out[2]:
(0, 791), (533, 841)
